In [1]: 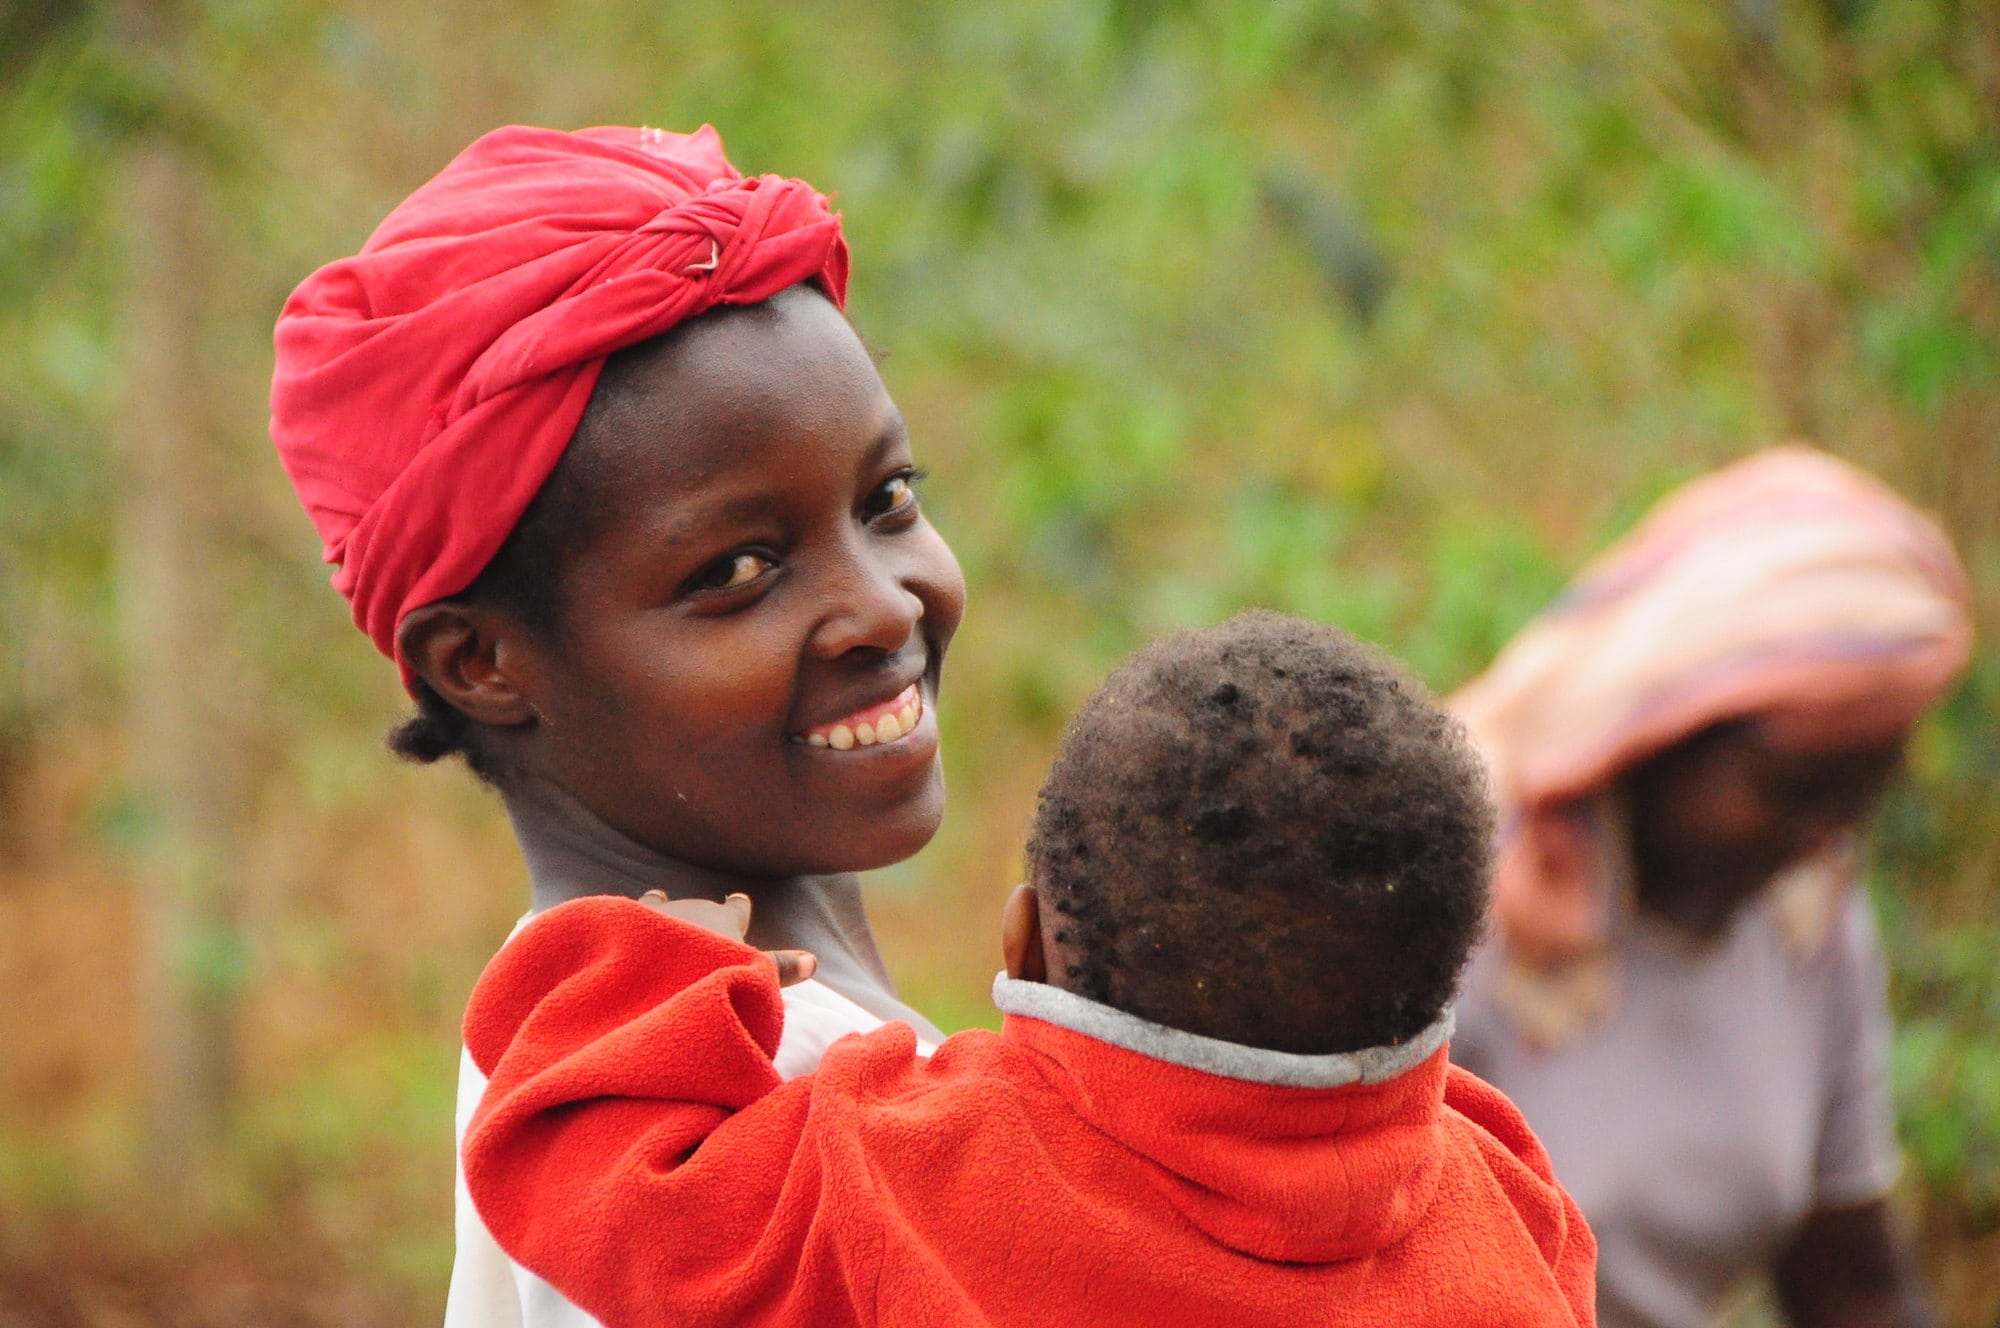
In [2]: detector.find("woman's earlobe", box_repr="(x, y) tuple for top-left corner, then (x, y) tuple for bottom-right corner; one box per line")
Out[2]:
(1001, 883), (1048, 984)
(397, 603), (539, 727)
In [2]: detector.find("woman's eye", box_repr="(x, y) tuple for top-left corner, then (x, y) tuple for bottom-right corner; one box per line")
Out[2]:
(687, 552), (773, 594)
(867, 470), (923, 518)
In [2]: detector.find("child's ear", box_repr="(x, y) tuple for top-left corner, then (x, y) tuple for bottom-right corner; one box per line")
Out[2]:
(1001, 883), (1047, 984)
(398, 602), (538, 727)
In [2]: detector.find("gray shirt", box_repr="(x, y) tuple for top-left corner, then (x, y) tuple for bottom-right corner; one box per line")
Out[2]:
(1452, 882), (1901, 1328)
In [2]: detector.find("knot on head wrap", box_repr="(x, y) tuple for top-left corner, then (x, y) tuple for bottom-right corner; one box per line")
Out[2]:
(269, 125), (849, 679)
(1452, 446), (1973, 976)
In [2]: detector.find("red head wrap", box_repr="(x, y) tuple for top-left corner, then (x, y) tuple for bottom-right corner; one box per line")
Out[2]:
(269, 125), (849, 681)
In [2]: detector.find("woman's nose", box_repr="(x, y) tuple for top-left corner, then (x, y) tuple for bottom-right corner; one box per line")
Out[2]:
(809, 550), (924, 659)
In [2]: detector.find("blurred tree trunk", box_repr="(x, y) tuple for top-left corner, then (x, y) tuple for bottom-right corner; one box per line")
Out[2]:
(112, 0), (245, 1172)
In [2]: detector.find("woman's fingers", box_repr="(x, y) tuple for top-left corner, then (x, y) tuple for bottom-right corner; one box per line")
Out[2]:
(633, 891), (815, 985)
(637, 889), (755, 941)
(769, 950), (818, 987)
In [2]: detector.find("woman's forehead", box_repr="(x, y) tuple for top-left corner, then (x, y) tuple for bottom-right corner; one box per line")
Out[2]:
(588, 286), (893, 466)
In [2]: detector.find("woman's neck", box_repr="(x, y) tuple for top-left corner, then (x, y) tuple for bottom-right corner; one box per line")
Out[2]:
(500, 776), (940, 1038)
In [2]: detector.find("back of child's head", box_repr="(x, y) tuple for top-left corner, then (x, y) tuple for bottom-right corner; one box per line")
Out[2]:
(1025, 610), (1492, 1055)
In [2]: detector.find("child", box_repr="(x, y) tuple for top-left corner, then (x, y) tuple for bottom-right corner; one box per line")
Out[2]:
(269, 124), (966, 1328)
(462, 611), (1598, 1328)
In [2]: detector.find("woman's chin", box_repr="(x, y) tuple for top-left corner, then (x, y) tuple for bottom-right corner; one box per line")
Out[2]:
(824, 784), (948, 876)
(718, 777), (946, 879)
(828, 783), (947, 874)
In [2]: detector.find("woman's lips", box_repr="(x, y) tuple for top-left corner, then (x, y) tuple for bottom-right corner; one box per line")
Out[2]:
(794, 684), (923, 750)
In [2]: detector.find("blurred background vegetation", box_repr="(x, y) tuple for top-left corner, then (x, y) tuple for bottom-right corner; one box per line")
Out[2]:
(1, 0), (1995, 1322)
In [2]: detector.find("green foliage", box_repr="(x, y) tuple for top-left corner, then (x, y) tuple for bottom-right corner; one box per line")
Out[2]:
(1893, 977), (2000, 1219)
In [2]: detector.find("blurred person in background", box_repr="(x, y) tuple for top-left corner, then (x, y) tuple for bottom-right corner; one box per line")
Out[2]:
(270, 125), (963, 1328)
(1447, 448), (1972, 1328)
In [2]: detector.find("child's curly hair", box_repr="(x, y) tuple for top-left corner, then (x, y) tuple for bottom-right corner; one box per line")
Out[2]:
(1025, 610), (1493, 1054)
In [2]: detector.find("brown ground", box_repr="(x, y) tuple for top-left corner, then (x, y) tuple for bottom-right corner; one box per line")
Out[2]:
(0, 1211), (426, 1328)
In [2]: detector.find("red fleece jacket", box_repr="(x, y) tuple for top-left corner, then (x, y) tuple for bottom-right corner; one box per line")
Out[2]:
(465, 899), (1596, 1328)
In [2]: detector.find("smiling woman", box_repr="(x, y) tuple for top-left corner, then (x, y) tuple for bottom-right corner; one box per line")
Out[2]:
(268, 126), (962, 1328)
(396, 287), (962, 884)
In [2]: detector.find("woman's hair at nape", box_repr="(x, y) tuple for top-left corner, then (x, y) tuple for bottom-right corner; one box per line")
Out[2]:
(1025, 610), (1494, 1055)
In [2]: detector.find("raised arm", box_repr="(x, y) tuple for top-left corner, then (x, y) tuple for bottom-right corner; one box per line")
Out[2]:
(461, 897), (863, 1328)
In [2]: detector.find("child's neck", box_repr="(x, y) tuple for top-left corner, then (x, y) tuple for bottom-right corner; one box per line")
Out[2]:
(501, 776), (941, 1039)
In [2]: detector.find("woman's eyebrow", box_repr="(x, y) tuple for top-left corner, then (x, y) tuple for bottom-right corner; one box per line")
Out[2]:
(642, 491), (779, 548)
(862, 410), (911, 464)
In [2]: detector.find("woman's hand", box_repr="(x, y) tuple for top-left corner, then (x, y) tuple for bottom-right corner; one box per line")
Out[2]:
(1774, 1199), (1935, 1328)
(638, 889), (818, 987)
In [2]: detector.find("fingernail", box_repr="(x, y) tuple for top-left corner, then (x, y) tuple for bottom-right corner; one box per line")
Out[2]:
(641, 889), (667, 901)
(728, 893), (751, 905)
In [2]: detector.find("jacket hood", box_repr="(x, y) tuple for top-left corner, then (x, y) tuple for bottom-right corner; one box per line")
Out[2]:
(993, 976), (1450, 1264)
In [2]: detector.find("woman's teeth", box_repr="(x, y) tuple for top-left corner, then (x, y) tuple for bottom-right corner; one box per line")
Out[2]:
(802, 686), (922, 750)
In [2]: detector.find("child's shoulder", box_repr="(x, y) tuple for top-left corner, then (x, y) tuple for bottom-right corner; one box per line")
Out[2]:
(811, 1020), (1093, 1126)
(796, 1023), (1044, 1158)
(1440, 1063), (1566, 1185)
(813, 1021), (1013, 1099)
(794, 1022), (1116, 1226)
(1434, 1063), (1597, 1319)
(1436, 1063), (1587, 1251)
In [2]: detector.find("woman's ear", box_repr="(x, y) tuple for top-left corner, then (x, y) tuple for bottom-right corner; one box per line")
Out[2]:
(397, 602), (538, 726)
(1001, 883), (1048, 983)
